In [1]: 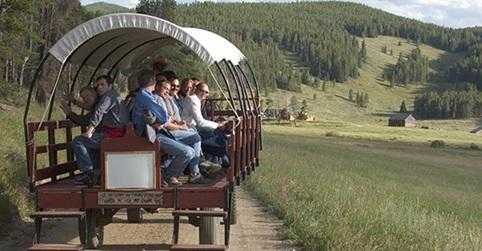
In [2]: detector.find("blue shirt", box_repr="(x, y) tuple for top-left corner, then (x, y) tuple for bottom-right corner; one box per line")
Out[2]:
(131, 89), (169, 136)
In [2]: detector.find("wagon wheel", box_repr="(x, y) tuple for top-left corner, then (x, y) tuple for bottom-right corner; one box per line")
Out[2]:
(199, 208), (218, 244)
(86, 209), (104, 249)
(127, 208), (143, 223)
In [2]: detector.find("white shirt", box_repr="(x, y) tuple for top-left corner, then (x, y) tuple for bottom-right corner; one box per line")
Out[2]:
(181, 95), (219, 130)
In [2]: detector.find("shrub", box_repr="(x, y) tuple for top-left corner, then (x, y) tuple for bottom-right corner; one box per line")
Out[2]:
(469, 143), (480, 150)
(430, 140), (445, 148)
(325, 131), (339, 137)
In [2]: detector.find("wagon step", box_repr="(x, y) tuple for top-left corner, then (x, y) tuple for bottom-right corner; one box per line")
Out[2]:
(30, 210), (86, 218)
(172, 210), (227, 217)
(28, 243), (84, 251)
(170, 244), (226, 251)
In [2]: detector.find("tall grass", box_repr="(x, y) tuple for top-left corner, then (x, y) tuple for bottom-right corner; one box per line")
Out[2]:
(0, 108), (33, 225)
(246, 129), (482, 250)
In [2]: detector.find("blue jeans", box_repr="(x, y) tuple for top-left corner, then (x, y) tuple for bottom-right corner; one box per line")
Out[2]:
(71, 132), (104, 173)
(159, 129), (201, 179)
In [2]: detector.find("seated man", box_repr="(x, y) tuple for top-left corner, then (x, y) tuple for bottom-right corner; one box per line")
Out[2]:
(131, 69), (207, 185)
(70, 75), (129, 186)
(181, 83), (233, 168)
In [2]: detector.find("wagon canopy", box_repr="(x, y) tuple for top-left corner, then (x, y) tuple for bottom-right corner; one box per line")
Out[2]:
(48, 13), (246, 67)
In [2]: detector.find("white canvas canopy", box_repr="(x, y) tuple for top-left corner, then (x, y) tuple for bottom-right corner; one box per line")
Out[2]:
(48, 13), (246, 67)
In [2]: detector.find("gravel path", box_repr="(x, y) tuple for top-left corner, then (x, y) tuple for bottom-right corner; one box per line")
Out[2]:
(0, 187), (298, 251)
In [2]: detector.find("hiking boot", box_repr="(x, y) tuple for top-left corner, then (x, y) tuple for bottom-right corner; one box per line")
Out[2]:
(189, 174), (211, 184)
(74, 172), (94, 186)
(200, 161), (223, 175)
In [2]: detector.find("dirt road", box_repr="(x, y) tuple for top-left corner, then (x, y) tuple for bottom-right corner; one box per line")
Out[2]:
(0, 188), (298, 251)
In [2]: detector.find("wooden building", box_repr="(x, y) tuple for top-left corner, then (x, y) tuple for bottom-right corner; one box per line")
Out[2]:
(388, 114), (416, 127)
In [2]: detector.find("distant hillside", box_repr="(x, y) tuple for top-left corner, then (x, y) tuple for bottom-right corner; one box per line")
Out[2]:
(174, 2), (480, 122)
(176, 2), (480, 86)
(84, 2), (130, 15)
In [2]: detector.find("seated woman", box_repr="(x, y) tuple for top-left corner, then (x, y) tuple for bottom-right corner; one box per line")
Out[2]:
(181, 82), (233, 168)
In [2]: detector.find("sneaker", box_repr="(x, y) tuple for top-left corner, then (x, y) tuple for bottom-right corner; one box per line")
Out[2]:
(189, 174), (211, 184)
(169, 177), (182, 186)
(74, 174), (90, 185)
(200, 161), (223, 175)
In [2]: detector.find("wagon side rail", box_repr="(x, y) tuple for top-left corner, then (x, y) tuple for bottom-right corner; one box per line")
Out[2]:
(26, 120), (82, 191)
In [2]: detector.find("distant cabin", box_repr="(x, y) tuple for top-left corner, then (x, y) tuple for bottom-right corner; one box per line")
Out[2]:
(388, 114), (416, 127)
(470, 127), (481, 134)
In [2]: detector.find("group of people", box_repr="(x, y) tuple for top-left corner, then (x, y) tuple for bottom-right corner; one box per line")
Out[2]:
(61, 68), (233, 187)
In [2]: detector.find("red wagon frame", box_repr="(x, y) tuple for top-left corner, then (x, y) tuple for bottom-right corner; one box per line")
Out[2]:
(23, 13), (262, 251)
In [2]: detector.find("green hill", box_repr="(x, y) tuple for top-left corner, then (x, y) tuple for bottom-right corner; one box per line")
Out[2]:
(266, 36), (456, 122)
(84, 2), (130, 15)
(175, 2), (480, 125)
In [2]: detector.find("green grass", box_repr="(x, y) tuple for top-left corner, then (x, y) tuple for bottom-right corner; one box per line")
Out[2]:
(246, 126), (482, 249)
(0, 102), (55, 226)
(0, 107), (33, 224)
(264, 121), (482, 148)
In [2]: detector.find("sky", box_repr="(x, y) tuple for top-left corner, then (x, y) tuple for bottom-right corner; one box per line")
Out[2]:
(79, 0), (482, 28)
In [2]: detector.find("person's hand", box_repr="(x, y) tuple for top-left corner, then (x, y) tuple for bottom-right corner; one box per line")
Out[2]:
(60, 100), (71, 114)
(174, 120), (186, 126)
(215, 116), (226, 122)
(178, 124), (188, 130)
(82, 131), (93, 138)
(152, 123), (162, 131)
(219, 119), (234, 132)
(63, 93), (77, 103)
(82, 127), (94, 138)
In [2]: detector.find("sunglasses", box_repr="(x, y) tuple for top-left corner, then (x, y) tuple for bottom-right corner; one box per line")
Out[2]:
(200, 89), (209, 94)
(172, 85), (180, 89)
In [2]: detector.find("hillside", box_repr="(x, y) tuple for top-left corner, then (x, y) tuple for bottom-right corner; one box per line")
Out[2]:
(84, 2), (130, 15)
(265, 36), (475, 125)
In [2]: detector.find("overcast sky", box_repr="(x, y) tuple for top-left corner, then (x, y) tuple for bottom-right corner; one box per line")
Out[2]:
(79, 0), (482, 28)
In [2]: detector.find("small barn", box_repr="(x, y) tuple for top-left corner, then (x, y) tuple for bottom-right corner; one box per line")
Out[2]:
(470, 127), (481, 134)
(388, 114), (416, 127)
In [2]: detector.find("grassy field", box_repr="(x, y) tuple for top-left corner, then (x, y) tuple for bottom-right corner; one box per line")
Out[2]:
(264, 120), (482, 148)
(246, 124), (482, 250)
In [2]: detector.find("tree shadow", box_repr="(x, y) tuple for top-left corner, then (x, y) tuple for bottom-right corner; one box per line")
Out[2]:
(334, 94), (353, 103)
(371, 112), (397, 118)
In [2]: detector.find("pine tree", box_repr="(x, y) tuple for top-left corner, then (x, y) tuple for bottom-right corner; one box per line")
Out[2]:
(348, 89), (353, 101)
(298, 99), (309, 119)
(322, 81), (326, 92)
(136, 0), (176, 20)
(399, 100), (407, 113)
(355, 91), (360, 106)
(363, 92), (369, 107)
(360, 40), (367, 63)
(289, 95), (300, 114)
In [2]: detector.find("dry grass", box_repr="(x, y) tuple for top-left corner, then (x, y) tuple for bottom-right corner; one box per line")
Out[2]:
(246, 127), (482, 249)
